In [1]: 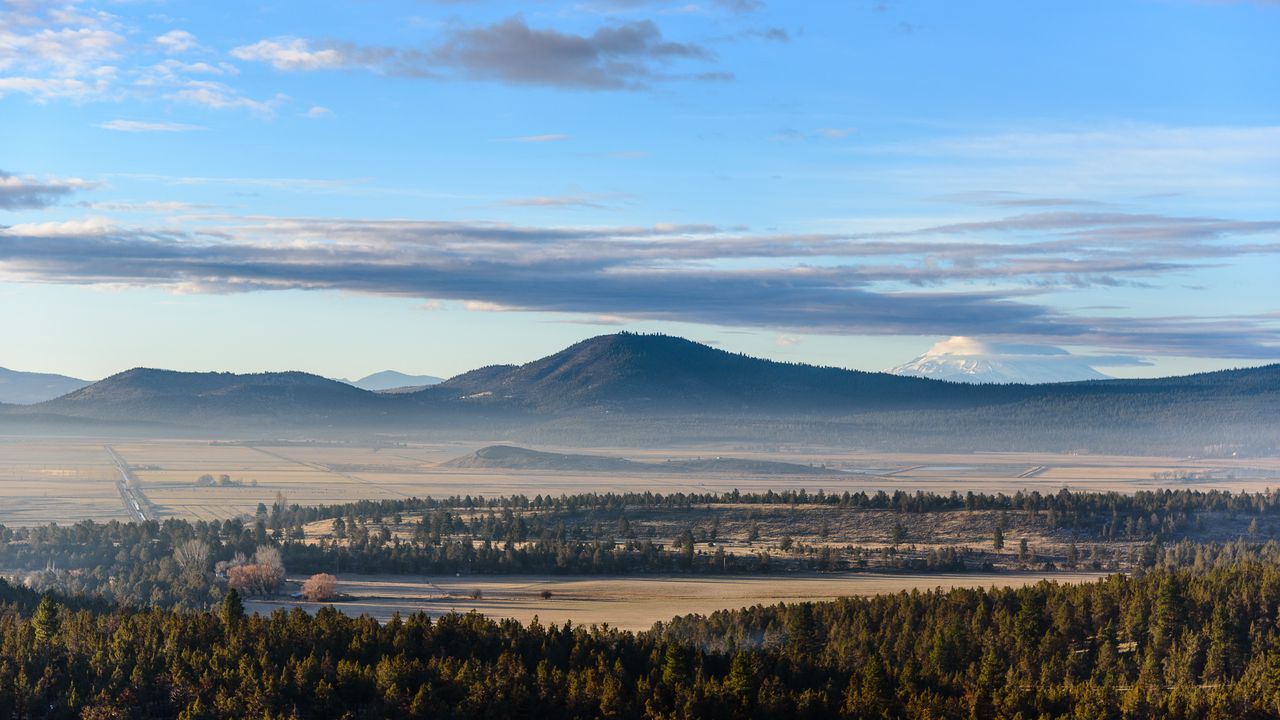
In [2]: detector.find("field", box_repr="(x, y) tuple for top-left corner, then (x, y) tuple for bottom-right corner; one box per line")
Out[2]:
(245, 570), (1107, 631)
(3, 436), (1280, 525)
(0, 439), (130, 525)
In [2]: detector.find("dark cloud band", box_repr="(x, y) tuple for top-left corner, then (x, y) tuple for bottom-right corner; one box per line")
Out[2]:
(1, 210), (1278, 359)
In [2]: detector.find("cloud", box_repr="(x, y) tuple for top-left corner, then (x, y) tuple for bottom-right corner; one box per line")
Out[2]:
(0, 171), (95, 210)
(153, 30), (197, 55)
(774, 126), (857, 142)
(0, 3), (124, 101)
(97, 119), (205, 132)
(165, 80), (286, 115)
(305, 105), (334, 119)
(0, 209), (1277, 359)
(230, 16), (721, 90)
(500, 134), (571, 143)
(499, 194), (616, 209)
(230, 37), (351, 71)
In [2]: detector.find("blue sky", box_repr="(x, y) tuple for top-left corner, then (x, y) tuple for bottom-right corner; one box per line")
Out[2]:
(1, 0), (1278, 380)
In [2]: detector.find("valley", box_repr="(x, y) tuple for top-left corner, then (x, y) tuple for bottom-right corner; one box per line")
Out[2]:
(4, 436), (1279, 526)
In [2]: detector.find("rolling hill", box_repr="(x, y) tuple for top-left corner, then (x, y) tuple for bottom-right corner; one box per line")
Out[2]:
(443, 444), (836, 475)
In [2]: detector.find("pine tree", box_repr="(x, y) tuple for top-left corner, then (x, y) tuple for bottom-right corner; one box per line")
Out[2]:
(220, 588), (244, 628)
(32, 594), (59, 645)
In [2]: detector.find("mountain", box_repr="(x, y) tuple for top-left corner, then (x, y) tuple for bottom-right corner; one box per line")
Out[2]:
(0, 367), (92, 404)
(888, 337), (1110, 384)
(425, 333), (968, 412)
(3, 333), (1277, 454)
(27, 368), (395, 426)
(342, 370), (443, 392)
(443, 445), (836, 475)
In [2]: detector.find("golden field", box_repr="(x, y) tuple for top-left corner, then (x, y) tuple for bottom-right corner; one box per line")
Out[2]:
(2, 436), (1278, 525)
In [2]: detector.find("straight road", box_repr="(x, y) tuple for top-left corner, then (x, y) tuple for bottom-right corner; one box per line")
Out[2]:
(106, 444), (154, 522)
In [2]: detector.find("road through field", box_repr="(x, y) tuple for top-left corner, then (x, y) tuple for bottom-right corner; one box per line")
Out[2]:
(247, 570), (1110, 631)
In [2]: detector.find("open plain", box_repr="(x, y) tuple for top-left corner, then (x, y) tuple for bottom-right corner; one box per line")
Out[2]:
(3, 436), (1280, 526)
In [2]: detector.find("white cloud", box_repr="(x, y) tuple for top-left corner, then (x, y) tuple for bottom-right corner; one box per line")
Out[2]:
(305, 105), (334, 119)
(166, 81), (286, 115)
(153, 30), (197, 54)
(230, 37), (349, 71)
(1, 217), (115, 236)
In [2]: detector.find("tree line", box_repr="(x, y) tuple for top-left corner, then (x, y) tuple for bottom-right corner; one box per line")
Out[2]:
(8, 559), (1280, 717)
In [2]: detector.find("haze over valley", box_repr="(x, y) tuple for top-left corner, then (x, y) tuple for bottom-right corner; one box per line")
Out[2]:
(3, 0), (1278, 717)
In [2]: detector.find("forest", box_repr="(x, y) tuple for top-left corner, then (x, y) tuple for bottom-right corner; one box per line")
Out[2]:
(6, 487), (1280, 609)
(6, 560), (1280, 718)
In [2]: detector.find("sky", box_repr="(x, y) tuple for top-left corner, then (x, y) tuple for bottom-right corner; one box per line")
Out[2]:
(1, 0), (1278, 381)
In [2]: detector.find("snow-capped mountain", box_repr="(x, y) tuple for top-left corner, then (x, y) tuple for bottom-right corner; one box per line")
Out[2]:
(887, 337), (1110, 384)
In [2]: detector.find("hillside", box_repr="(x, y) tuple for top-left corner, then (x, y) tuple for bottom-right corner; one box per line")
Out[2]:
(0, 366), (91, 404)
(425, 333), (976, 412)
(27, 368), (395, 426)
(442, 444), (835, 475)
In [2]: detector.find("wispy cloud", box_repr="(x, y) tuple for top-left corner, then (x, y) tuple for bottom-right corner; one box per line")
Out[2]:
(499, 194), (617, 209)
(0, 207), (1276, 359)
(165, 80), (286, 115)
(499, 134), (571, 143)
(0, 171), (96, 210)
(97, 119), (206, 132)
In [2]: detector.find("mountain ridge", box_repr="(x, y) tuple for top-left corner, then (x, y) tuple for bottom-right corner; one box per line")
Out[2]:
(3, 333), (1277, 453)
(0, 366), (92, 405)
(342, 370), (444, 392)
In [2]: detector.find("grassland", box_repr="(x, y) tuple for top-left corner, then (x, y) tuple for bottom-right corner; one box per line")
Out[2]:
(3, 437), (1280, 525)
(244, 570), (1107, 631)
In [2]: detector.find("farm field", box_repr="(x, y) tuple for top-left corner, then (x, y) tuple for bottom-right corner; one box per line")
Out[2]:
(245, 570), (1109, 631)
(0, 438), (129, 525)
(3, 436), (1279, 525)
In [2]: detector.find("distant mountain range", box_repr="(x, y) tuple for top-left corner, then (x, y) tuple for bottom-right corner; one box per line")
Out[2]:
(0, 367), (92, 405)
(340, 370), (444, 393)
(3, 333), (1277, 454)
(887, 337), (1110, 384)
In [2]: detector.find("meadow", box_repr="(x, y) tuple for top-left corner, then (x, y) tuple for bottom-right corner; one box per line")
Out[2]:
(245, 570), (1106, 631)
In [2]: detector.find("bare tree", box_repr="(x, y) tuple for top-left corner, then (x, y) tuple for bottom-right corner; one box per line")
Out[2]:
(301, 573), (338, 601)
(228, 564), (284, 596)
(173, 539), (210, 575)
(253, 545), (284, 575)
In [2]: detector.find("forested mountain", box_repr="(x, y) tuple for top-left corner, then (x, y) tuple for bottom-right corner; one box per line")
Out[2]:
(426, 333), (969, 412)
(27, 368), (399, 425)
